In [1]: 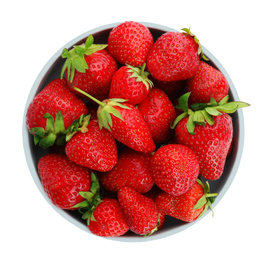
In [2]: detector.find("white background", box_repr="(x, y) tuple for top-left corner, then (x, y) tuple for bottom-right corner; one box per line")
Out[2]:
(1, 0), (265, 259)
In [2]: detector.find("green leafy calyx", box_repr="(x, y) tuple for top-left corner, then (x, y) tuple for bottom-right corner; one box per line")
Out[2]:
(171, 92), (250, 134)
(127, 63), (153, 90)
(72, 172), (102, 225)
(29, 111), (91, 148)
(193, 179), (218, 219)
(181, 27), (208, 61)
(73, 87), (131, 132)
(60, 35), (107, 82)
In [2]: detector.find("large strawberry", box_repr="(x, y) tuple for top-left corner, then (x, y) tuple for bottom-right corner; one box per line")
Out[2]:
(149, 144), (200, 196)
(185, 61), (229, 103)
(108, 21), (153, 66)
(172, 92), (249, 180)
(65, 119), (118, 172)
(73, 88), (156, 153)
(26, 78), (88, 148)
(61, 35), (117, 101)
(156, 179), (218, 222)
(118, 186), (160, 236)
(98, 147), (154, 193)
(138, 88), (176, 144)
(37, 154), (92, 209)
(146, 28), (207, 82)
(88, 198), (129, 237)
(108, 63), (153, 105)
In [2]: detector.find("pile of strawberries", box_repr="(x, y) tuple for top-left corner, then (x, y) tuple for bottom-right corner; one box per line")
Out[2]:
(26, 21), (249, 237)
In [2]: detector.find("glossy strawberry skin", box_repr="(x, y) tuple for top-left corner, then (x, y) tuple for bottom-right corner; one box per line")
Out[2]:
(186, 61), (229, 103)
(108, 21), (153, 66)
(175, 113), (233, 180)
(26, 78), (88, 131)
(118, 186), (159, 235)
(88, 198), (129, 237)
(98, 148), (154, 193)
(65, 120), (118, 172)
(65, 49), (117, 101)
(109, 66), (151, 105)
(156, 181), (204, 222)
(38, 154), (92, 209)
(149, 144), (200, 196)
(109, 103), (156, 153)
(146, 31), (200, 81)
(138, 88), (177, 144)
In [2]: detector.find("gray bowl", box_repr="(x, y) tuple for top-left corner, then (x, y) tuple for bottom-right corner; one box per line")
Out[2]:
(22, 22), (244, 242)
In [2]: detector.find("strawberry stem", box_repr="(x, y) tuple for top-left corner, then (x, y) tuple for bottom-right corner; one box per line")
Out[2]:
(73, 87), (105, 107)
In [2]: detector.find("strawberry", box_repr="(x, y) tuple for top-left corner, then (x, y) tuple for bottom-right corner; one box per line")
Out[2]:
(26, 78), (88, 148)
(118, 186), (160, 236)
(108, 63), (153, 105)
(88, 198), (129, 237)
(98, 147), (154, 193)
(149, 144), (200, 196)
(137, 88), (177, 144)
(37, 154), (92, 209)
(185, 61), (229, 103)
(156, 179), (218, 222)
(73, 88), (156, 153)
(61, 35), (117, 101)
(65, 119), (118, 172)
(172, 93), (249, 180)
(108, 21), (153, 66)
(146, 28), (207, 82)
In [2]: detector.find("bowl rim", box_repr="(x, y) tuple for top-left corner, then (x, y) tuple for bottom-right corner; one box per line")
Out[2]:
(22, 21), (245, 242)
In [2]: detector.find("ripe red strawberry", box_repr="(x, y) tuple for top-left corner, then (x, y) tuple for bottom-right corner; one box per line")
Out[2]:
(61, 35), (117, 101)
(37, 154), (92, 209)
(138, 88), (177, 144)
(108, 21), (153, 66)
(88, 198), (129, 237)
(146, 28), (207, 82)
(73, 88), (156, 153)
(118, 186), (160, 236)
(26, 78), (88, 148)
(98, 147), (154, 193)
(65, 120), (118, 172)
(149, 144), (200, 196)
(186, 61), (229, 103)
(108, 63), (153, 105)
(172, 93), (249, 180)
(156, 179), (218, 222)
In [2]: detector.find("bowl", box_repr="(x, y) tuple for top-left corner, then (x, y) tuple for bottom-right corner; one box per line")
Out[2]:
(22, 22), (245, 242)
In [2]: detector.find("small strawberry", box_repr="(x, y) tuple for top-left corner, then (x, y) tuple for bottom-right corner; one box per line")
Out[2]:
(98, 147), (154, 193)
(65, 119), (118, 172)
(88, 198), (129, 237)
(172, 92), (250, 180)
(156, 179), (218, 222)
(137, 88), (177, 144)
(108, 21), (153, 66)
(146, 28), (207, 82)
(73, 88), (156, 153)
(61, 35), (117, 101)
(186, 61), (229, 103)
(118, 186), (160, 236)
(108, 63), (153, 105)
(37, 154), (92, 209)
(149, 144), (200, 196)
(26, 78), (88, 148)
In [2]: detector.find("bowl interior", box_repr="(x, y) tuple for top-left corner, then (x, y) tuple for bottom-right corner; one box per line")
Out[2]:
(23, 23), (244, 242)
